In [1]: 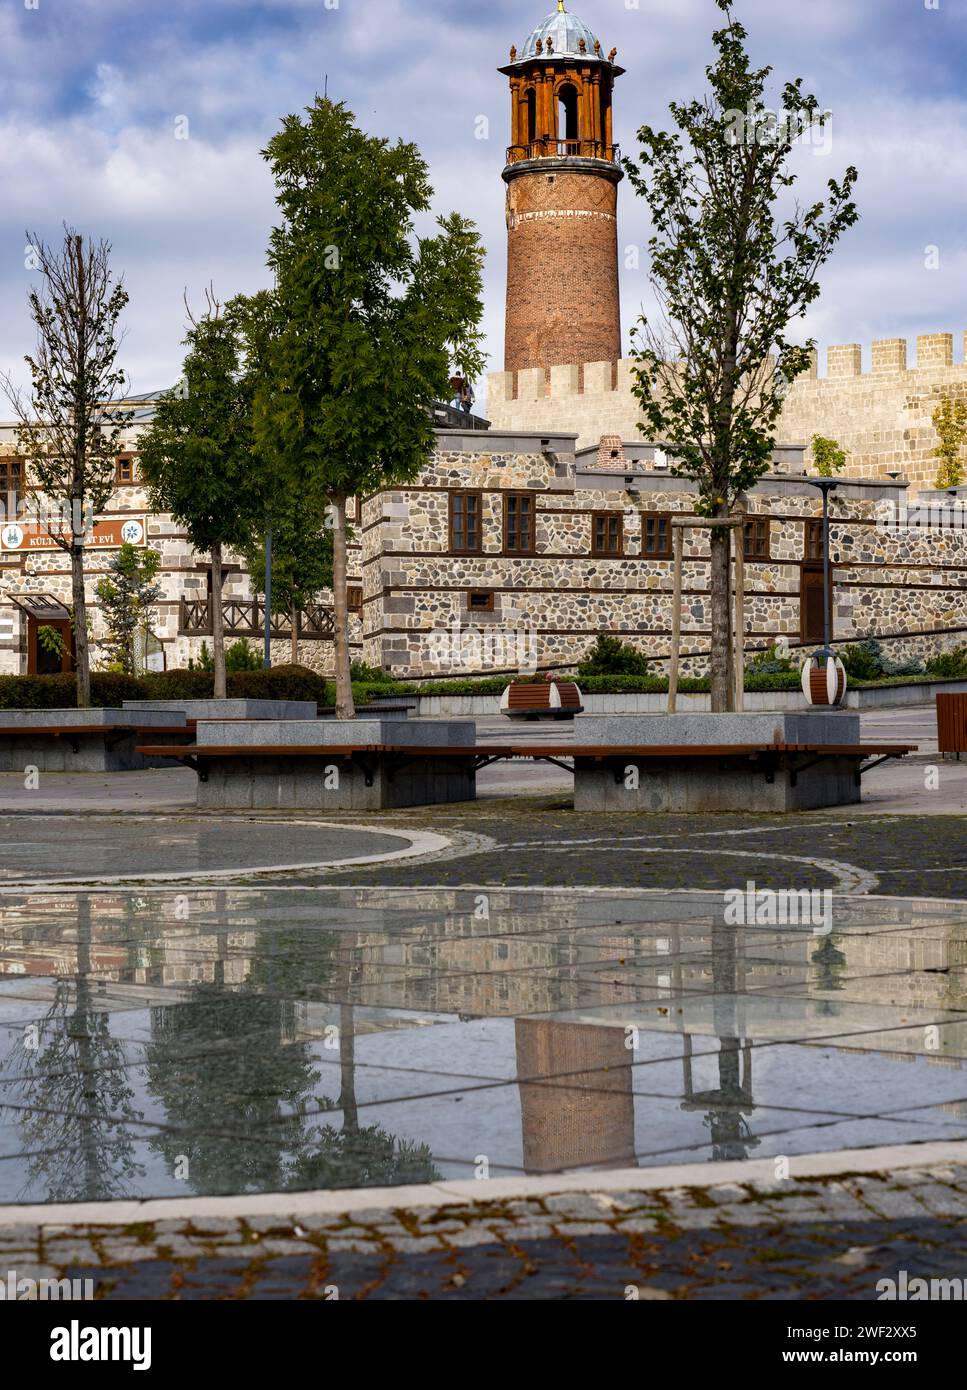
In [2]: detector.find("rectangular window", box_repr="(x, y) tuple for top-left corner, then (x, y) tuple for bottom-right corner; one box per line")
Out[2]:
(642, 513), (672, 558)
(804, 520), (825, 562)
(0, 459), (24, 496)
(467, 589), (495, 612)
(504, 492), (534, 554)
(592, 511), (623, 557)
(346, 586), (363, 613)
(450, 490), (482, 554)
(744, 518), (770, 560)
(115, 458), (135, 486)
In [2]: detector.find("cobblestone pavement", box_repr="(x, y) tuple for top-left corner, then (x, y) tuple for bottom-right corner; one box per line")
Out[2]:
(5, 1165), (967, 1300)
(304, 801), (967, 902)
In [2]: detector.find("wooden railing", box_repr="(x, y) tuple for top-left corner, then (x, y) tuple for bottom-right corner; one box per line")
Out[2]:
(506, 139), (619, 164)
(179, 597), (335, 641)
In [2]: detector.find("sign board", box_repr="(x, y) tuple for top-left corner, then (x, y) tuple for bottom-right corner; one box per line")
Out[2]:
(0, 518), (146, 552)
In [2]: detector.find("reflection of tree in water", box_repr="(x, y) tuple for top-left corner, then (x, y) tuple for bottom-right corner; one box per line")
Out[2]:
(4, 897), (145, 1202)
(145, 936), (438, 1193)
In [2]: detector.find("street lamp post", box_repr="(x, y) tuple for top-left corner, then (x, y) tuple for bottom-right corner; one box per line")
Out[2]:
(263, 519), (272, 669)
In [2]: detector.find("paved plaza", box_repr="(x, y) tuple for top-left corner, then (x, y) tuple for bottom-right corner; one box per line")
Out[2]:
(0, 703), (966, 1301)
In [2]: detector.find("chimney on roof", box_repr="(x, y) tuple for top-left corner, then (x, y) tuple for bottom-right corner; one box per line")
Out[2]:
(597, 434), (626, 468)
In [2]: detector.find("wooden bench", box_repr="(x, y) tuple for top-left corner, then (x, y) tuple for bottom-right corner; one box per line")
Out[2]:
(937, 693), (967, 757)
(1, 724), (192, 753)
(137, 739), (915, 789)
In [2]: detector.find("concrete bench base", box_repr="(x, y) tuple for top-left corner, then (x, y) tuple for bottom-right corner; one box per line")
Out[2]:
(0, 730), (190, 774)
(573, 752), (863, 813)
(195, 753), (476, 811)
(0, 709), (190, 773)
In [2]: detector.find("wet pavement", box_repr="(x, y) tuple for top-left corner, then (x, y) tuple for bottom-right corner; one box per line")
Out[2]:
(1, 886), (967, 1203)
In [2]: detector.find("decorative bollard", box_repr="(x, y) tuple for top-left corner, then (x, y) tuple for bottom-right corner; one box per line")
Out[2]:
(802, 649), (848, 707)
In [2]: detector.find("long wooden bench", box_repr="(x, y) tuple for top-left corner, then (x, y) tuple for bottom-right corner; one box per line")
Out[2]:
(137, 739), (916, 788)
(1, 724), (192, 753)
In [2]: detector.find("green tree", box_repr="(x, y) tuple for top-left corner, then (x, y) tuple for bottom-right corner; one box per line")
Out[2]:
(137, 297), (263, 697)
(249, 98), (485, 717)
(1, 228), (129, 707)
(932, 397), (967, 489)
(95, 542), (163, 675)
(240, 496), (334, 665)
(811, 434), (849, 477)
(624, 1), (858, 710)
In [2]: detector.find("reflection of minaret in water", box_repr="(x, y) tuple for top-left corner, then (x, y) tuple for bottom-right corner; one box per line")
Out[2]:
(515, 1019), (635, 1173)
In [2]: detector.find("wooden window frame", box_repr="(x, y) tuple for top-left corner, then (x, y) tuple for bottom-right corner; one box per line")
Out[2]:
(503, 491), (535, 555)
(466, 589), (495, 613)
(591, 510), (624, 558)
(449, 489), (483, 555)
(743, 517), (771, 561)
(641, 512), (673, 559)
(115, 457), (136, 487)
(804, 519), (825, 564)
(346, 586), (363, 614)
(0, 459), (25, 496)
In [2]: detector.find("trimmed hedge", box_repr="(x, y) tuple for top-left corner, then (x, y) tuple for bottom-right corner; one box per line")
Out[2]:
(0, 672), (147, 710)
(410, 671), (804, 696)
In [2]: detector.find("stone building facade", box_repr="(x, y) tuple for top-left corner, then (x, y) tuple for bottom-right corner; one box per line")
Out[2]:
(0, 418), (363, 678)
(359, 428), (967, 678)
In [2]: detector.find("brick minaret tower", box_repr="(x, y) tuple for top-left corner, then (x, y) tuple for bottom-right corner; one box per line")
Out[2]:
(500, 3), (624, 375)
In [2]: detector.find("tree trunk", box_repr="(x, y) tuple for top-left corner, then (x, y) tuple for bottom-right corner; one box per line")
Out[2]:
(71, 543), (91, 708)
(290, 602), (298, 665)
(331, 495), (355, 720)
(709, 523), (733, 713)
(210, 541), (227, 699)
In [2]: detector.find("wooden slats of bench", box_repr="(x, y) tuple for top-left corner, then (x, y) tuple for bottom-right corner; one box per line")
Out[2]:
(0, 725), (188, 738)
(137, 741), (916, 761)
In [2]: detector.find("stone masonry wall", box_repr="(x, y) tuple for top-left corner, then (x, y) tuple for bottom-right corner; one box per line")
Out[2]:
(362, 443), (967, 678)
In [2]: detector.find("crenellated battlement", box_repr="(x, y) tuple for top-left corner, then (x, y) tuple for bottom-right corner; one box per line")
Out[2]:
(489, 332), (967, 405)
(486, 333), (967, 494)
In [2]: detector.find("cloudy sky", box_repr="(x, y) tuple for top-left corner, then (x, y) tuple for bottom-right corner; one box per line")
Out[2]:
(1, 0), (965, 407)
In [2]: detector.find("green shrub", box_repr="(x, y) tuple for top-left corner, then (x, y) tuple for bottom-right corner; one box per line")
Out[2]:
(577, 634), (651, 678)
(745, 642), (796, 676)
(349, 660), (398, 686)
(226, 640), (262, 673)
(925, 646), (967, 679)
(142, 663), (331, 706)
(0, 672), (149, 710)
(840, 638), (923, 681)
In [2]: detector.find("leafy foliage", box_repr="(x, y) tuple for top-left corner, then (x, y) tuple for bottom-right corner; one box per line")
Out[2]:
(623, 1), (858, 708)
(840, 638), (924, 681)
(577, 633), (652, 677)
(811, 434), (849, 477)
(932, 397), (967, 489)
(245, 97), (485, 716)
(925, 645), (967, 679)
(95, 543), (163, 675)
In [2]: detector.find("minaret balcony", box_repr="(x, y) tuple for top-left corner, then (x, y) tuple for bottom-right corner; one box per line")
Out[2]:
(505, 139), (620, 165)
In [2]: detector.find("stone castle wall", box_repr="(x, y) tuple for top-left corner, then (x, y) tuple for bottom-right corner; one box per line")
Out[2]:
(487, 333), (967, 494)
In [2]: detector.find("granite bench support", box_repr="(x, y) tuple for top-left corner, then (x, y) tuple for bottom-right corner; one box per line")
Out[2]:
(137, 740), (915, 813)
(0, 724), (193, 773)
